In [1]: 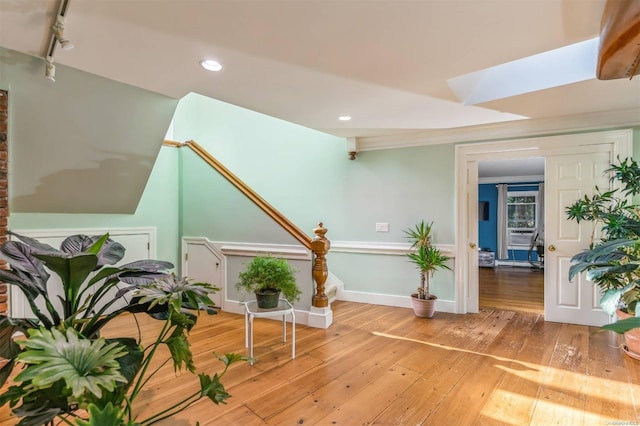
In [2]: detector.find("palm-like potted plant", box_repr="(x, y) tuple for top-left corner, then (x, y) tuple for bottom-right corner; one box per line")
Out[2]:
(0, 232), (245, 425)
(566, 157), (640, 357)
(236, 255), (300, 309)
(404, 221), (451, 318)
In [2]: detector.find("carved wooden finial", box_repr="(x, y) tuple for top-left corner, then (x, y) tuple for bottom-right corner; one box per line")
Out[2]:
(313, 222), (328, 240)
(348, 151), (357, 160)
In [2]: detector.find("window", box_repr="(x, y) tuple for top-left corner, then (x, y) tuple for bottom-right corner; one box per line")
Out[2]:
(507, 190), (538, 247)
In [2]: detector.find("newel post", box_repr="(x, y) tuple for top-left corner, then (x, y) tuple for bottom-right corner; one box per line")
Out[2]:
(311, 222), (330, 308)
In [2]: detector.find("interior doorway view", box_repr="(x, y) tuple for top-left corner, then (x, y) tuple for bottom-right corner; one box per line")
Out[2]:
(477, 158), (545, 314)
(455, 129), (632, 327)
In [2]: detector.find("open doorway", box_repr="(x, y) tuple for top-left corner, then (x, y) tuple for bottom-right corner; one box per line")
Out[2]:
(477, 158), (545, 314)
(455, 130), (631, 325)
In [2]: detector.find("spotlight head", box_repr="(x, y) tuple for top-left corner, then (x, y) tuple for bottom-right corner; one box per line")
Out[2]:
(51, 15), (73, 51)
(59, 39), (74, 51)
(44, 56), (55, 82)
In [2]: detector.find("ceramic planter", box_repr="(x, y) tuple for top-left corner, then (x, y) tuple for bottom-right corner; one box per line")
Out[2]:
(255, 289), (280, 309)
(616, 309), (640, 358)
(410, 294), (437, 318)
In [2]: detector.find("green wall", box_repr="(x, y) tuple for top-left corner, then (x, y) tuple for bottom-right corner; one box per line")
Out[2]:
(0, 47), (177, 214)
(173, 93), (457, 300)
(173, 93), (456, 244)
(10, 147), (182, 269)
(1, 47), (181, 268)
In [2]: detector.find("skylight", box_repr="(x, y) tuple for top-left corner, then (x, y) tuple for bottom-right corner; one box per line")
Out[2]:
(447, 37), (599, 105)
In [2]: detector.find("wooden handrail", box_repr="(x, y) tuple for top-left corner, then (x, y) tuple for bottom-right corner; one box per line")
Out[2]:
(164, 139), (312, 250)
(164, 139), (332, 307)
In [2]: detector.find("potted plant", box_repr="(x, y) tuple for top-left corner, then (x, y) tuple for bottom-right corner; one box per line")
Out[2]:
(0, 232), (245, 425)
(236, 255), (301, 309)
(404, 221), (451, 318)
(566, 157), (640, 357)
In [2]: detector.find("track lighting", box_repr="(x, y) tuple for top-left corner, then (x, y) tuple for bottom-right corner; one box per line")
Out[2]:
(43, 0), (72, 82)
(51, 15), (73, 51)
(44, 56), (56, 82)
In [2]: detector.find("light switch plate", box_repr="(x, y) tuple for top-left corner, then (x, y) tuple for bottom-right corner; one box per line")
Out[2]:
(376, 223), (389, 232)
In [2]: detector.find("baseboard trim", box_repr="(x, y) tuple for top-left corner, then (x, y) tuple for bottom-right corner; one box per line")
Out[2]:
(336, 289), (456, 313)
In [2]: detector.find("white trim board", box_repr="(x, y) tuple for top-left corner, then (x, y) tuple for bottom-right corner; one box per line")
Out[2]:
(332, 241), (456, 257)
(214, 241), (311, 261)
(337, 289), (456, 314)
(11, 227), (158, 258)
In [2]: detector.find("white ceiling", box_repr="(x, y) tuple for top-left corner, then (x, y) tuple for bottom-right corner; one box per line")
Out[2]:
(1, 0), (639, 139)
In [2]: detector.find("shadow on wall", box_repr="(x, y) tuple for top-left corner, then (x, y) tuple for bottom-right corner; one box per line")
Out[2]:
(11, 151), (155, 214)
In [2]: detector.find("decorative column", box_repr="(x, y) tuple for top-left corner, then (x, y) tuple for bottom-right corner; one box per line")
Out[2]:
(310, 222), (330, 308)
(308, 223), (332, 328)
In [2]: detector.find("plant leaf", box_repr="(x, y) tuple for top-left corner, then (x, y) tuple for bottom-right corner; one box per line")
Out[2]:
(0, 241), (50, 293)
(166, 329), (195, 373)
(199, 373), (231, 405)
(32, 253), (98, 315)
(74, 402), (125, 426)
(599, 288), (624, 316)
(106, 337), (143, 385)
(15, 328), (128, 400)
(59, 234), (126, 267)
(0, 316), (38, 387)
(601, 317), (640, 334)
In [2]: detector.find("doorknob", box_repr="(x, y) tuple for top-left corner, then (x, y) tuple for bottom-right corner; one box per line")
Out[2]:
(469, 242), (477, 249)
(548, 245), (556, 252)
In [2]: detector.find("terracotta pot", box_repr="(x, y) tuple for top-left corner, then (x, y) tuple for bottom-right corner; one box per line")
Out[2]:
(410, 294), (437, 318)
(616, 309), (640, 356)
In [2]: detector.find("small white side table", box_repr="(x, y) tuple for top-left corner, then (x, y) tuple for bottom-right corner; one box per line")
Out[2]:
(244, 299), (295, 365)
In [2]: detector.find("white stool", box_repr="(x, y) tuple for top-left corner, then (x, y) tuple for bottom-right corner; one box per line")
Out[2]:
(244, 299), (295, 365)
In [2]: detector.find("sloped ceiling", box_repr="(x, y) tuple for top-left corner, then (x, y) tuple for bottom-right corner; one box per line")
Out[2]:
(0, 47), (178, 214)
(1, 0), (639, 139)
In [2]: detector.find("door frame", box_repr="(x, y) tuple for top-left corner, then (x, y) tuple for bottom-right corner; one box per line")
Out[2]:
(455, 129), (633, 314)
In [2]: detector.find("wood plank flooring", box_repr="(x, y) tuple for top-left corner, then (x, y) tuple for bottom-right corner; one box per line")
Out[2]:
(479, 266), (544, 314)
(1, 301), (639, 425)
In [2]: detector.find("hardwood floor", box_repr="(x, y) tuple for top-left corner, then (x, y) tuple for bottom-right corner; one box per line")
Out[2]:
(2, 301), (639, 425)
(479, 266), (544, 314)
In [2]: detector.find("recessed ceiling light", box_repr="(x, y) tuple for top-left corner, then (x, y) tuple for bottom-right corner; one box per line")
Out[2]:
(338, 116), (352, 121)
(200, 59), (223, 72)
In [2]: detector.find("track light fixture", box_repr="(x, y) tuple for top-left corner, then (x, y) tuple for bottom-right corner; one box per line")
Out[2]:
(51, 15), (73, 51)
(44, 56), (56, 82)
(43, 0), (72, 82)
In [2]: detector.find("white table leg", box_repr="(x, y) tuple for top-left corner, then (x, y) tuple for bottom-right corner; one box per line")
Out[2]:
(249, 314), (254, 366)
(291, 311), (295, 360)
(244, 305), (248, 348)
(282, 314), (286, 343)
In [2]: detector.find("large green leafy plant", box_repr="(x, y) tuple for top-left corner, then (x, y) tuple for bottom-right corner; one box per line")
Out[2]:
(0, 233), (244, 425)
(236, 255), (301, 302)
(404, 221), (451, 300)
(566, 157), (640, 328)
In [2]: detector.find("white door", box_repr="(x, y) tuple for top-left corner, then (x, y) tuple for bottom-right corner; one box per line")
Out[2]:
(184, 242), (224, 308)
(544, 152), (612, 326)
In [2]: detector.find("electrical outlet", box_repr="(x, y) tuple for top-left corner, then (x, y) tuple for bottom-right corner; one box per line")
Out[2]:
(376, 222), (389, 232)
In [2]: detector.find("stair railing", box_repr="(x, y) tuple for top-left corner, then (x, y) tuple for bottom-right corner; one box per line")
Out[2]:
(165, 139), (330, 307)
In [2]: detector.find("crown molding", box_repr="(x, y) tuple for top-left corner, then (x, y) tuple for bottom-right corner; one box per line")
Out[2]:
(353, 107), (640, 151)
